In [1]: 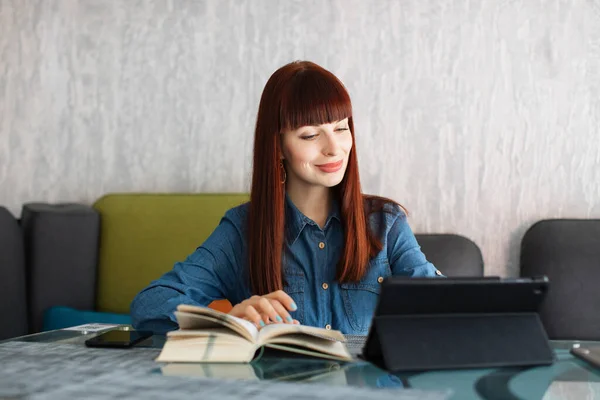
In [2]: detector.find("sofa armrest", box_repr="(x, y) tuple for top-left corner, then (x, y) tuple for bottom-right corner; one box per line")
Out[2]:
(21, 203), (100, 332)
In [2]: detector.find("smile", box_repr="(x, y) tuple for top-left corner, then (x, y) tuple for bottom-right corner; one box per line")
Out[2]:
(316, 160), (343, 173)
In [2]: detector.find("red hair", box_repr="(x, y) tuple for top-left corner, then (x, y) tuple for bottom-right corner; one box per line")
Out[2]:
(248, 61), (401, 295)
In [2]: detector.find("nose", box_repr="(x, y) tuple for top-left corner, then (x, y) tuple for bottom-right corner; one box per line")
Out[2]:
(322, 129), (341, 157)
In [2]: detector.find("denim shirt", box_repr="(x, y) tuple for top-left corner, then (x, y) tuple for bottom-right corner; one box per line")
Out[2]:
(130, 196), (441, 335)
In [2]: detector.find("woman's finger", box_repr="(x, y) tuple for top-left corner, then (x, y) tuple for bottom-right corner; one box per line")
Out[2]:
(244, 305), (264, 328)
(255, 297), (280, 324)
(266, 290), (297, 312)
(269, 299), (293, 324)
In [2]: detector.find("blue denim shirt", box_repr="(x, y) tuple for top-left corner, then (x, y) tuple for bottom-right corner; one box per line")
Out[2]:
(131, 196), (441, 334)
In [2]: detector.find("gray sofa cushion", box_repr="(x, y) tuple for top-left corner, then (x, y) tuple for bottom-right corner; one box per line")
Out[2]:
(0, 206), (28, 339)
(21, 203), (100, 333)
(416, 234), (484, 277)
(520, 219), (600, 340)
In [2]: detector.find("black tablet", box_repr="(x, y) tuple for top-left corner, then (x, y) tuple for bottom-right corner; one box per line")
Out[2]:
(376, 276), (549, 316)
(362, 276), (554, 372)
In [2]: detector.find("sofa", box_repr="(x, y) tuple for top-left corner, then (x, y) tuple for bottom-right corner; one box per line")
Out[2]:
(9, 193), (484, 336)
(520, 219), (600, 340)
(0, 206), (28, 340)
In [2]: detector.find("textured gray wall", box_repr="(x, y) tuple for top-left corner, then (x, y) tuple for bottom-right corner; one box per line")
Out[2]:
(1, 0), (599, 276)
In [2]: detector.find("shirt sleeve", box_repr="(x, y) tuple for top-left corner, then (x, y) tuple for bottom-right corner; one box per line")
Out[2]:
(387, 211), (442, 277)
(130, 210), (245, 333)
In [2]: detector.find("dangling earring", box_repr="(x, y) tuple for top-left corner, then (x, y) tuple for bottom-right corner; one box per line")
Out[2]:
(279, 161), (287, 184)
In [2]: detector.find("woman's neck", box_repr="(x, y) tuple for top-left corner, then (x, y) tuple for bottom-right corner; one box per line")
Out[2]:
(286, 183), (332, 229)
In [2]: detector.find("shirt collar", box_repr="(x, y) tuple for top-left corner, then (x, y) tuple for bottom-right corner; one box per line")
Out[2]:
(284, 193), (341, 245)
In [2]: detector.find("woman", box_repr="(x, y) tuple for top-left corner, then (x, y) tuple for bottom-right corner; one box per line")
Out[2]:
(131, 61), (441, 335)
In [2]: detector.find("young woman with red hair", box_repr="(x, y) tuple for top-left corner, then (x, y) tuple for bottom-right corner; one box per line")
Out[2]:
(131, 61), (441, 335)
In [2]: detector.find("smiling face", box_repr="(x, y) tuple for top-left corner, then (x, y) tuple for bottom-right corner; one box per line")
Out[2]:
(281, 118), (353, 190)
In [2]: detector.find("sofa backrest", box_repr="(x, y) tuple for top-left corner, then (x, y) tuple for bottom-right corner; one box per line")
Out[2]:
(0, 206), (28, 339)
(416, 234), (484, 277)
(93, 193), (249, 314)
(93, 194), (484, 315)
(520, 219), (600, 340)
(21, 203), (101, 332)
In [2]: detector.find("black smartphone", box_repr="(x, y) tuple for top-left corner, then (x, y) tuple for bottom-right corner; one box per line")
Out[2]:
(570, 346), (600, 369)
(84, 329), (153, 348)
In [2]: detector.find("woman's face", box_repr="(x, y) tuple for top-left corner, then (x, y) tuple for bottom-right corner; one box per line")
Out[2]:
(281, 118), (353, 189)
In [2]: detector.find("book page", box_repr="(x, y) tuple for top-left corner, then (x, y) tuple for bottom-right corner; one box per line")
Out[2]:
(167, 327), (251, 341)
(174, 311), (257, 342)
(155, 334), (258, 363)
(257, 323), (345, 344)
(265, 335), (352, 362)
(175, 305), (259, 342)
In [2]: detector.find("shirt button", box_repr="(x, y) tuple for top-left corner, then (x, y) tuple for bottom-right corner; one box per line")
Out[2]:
(318, 242), (325, 249)
(325, 324), (331, 330)
(435, 270), (443, 276)
(377, 276), (384, 283)
(322, 283), (329, 290)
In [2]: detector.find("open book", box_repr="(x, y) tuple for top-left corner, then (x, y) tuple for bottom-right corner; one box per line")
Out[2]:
(155, 304), (353, 363)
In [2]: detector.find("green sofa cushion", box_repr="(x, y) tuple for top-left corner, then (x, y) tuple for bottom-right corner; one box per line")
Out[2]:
(93, 193), (249, 314)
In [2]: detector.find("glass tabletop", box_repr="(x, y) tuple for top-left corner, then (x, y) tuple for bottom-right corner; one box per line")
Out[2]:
(2, 324), (600, 399)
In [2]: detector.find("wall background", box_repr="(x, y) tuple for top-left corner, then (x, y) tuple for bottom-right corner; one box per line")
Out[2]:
(1, 0), (599, 276)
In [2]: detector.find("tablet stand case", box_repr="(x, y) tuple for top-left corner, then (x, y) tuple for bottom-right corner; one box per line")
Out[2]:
(363, 312), (555, 372)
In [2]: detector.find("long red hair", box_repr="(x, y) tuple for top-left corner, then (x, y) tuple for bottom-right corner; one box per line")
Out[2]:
(248, 61), (401, 295)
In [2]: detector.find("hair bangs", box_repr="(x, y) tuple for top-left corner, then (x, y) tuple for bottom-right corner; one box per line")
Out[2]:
(279, 67), (352, 132)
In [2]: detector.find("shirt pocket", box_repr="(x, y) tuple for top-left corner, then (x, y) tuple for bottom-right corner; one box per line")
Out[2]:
(339, 256), (391, 333)
(283, 271), (305, 324)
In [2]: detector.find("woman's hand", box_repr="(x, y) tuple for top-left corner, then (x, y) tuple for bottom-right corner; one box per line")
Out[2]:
(229, 290), (300, 329)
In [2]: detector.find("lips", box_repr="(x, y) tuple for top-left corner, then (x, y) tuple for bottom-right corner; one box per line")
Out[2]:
(316, 160), (343, 173)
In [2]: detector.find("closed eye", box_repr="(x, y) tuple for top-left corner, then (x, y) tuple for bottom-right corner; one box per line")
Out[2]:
(335, 127), (349, 132)
(301, 134), (318, 140)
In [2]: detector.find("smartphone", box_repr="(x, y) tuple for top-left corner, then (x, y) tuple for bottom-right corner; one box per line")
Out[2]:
(84, 329), (153, 348)
(570, 346), (600, 369)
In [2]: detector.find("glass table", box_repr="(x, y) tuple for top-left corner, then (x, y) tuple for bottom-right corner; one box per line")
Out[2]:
(2, 325), (600, 399)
